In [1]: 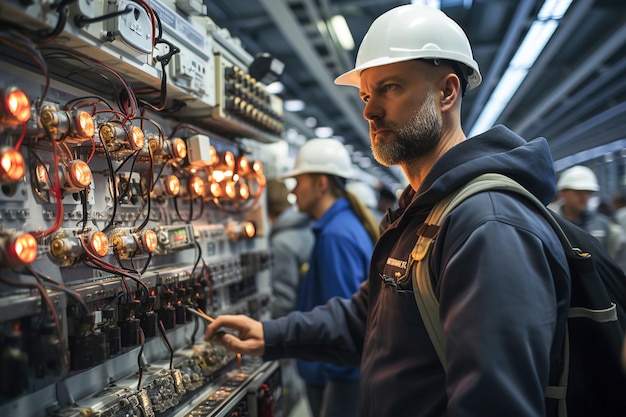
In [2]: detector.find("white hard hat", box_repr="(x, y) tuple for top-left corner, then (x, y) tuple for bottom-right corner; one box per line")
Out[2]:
(281, 138), (353, 179)
(557, 165), (599, 192)
(334, 4), (481, 90)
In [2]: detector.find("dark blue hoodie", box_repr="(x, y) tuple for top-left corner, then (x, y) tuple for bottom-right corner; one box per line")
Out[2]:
(262, 126), (571, 417)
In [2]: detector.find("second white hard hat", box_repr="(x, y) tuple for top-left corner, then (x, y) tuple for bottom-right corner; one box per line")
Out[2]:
(334, 4), (481, 89)
(557, 165), (599, 192)
(281, 138), (353, 179)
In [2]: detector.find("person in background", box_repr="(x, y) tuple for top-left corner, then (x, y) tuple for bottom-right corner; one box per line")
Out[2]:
(612, 190), (626, 234)
(266, 179), (314, 416)
(550, 165), (625, 262)
(266, 179), (314, 318)
(277, 137), (378, 417)
(206, 5), (571, 416)
(269, 138), (379, 417)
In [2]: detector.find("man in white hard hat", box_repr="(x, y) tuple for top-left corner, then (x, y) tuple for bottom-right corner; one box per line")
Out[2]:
(551, 165), (625, 261)
(207, 5), (571, 416)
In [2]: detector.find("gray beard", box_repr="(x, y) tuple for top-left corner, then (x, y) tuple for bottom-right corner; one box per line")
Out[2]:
(371, 90), (442, 167)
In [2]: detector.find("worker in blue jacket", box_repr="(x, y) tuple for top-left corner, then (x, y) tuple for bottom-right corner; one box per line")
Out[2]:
(206, 5), (571, 417)
(278, 137), (378, 417)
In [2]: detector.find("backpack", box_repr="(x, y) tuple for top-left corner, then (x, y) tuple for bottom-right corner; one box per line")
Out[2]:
(411, 173), (626, 417)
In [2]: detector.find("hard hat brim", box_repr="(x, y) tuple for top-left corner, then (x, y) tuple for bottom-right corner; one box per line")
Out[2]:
(335, 55), (482, 89)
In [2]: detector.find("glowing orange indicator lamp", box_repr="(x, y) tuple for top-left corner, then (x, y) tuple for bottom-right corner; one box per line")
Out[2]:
(165, 175), (180, 196)
(238, 183), (250, 200)
(223, 180), (237, 199)
(89, 231), (109, 257)
(171, 138), (187, 160)
(189, 175), (205, 198)
(218, 151), (235, 173)
(242, 221), (256, 239)
(252, 160), (263, 175)
(76, 111), (95, 138)
(142, 229), (158, 253)
(129, 126), (145, 150)
(6, 233), (38, 266)
(208, 146), (219, 166)
(0, 148), (25, 183)
(1, 87), (31, 125)
(209, 181), (222, 198)
(67, 160), (92, 189)
(236, 156), (250, 176)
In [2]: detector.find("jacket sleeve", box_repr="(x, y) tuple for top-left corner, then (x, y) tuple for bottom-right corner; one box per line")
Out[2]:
(435, 195), (569, 417)
(262, 279), (369, 366)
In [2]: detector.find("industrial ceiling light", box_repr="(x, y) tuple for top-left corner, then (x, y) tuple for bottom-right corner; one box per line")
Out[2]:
(329, 15), (354, 51)
(314, 126), (334, 138)
(265, 81), (284, 94)
(469, 0), (573, 136)
(284, 99), (305, 112)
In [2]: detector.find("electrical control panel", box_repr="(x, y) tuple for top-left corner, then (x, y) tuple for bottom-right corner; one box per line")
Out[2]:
(0, 0), (282, 416)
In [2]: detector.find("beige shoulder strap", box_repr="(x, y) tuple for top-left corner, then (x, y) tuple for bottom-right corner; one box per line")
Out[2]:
(411, 173), (571, 417)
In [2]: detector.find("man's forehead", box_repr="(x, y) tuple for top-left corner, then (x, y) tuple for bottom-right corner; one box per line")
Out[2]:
(359, 61), (423, 87)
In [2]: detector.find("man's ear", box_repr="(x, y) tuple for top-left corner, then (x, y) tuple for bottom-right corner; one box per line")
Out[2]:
(441, 73), (460, 111)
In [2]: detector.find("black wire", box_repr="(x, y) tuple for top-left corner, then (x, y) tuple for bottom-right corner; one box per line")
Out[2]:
(139, 252), (152, 275)
(101, 139), (119, 233)
(190, 314), (199, 346)
(136, 327), (145, 390)
(191, 240), (203, 277)
(132, 145), (154, 231)
(114, 150), (140, 175)
(78, 188), (88, 233)
(157, 320), (174, 370)
(102, 291), (126, 311)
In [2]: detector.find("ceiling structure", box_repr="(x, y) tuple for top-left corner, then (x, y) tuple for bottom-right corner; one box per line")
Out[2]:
(203, 0), (626, 190)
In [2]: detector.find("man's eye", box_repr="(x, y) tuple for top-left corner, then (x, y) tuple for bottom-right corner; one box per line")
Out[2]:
(383, 84), (396, 92)
(361, 96), (370, 103)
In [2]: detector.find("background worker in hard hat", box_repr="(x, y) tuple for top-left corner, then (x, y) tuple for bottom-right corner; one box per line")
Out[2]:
(550, 165), (626, 262)
(266, 179), (314, 416)
(281, 138), (378, 417)
(206, 4), (571, 417)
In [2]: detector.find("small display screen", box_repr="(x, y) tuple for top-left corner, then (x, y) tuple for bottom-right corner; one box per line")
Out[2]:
(170, 228), (188, 243)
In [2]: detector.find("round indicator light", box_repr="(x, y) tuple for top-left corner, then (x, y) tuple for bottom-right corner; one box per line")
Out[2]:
(189, 176), (205, 197)
(129, 126), (145, 150)
(142, 230), (157, 253)
(238, 183), (250, 200)
(76, 111), (95, 138)
(68, 160), (92, 188)
(90, 231), (109, 257)
(243, 222), (256, 239)
(0, 149), (25, 182)
(222, 151), (235, 169)
(236, 156), (250, 175)
(224, 181), (236, 199)
(8, 233), (38, 265)
(172, 138), (187, 159)
(209, 181), (222, 198)
(5, 88), (31, 123)
(165, 175), (180, 196)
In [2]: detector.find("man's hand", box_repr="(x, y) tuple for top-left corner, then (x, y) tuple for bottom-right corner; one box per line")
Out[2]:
(204, 314), (265, 356)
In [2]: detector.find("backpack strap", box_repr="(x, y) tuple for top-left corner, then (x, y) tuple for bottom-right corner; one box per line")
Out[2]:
(411, 173), (572, 416)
